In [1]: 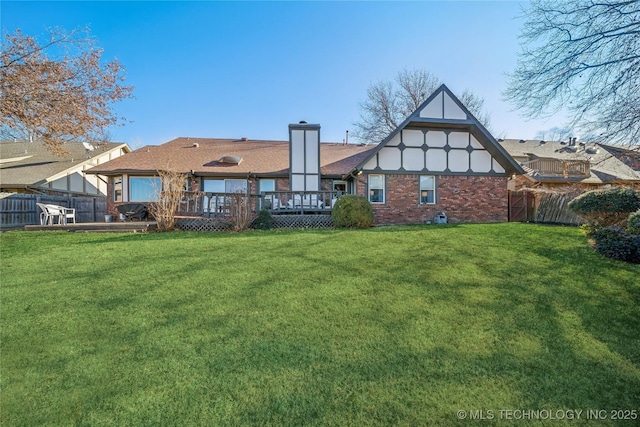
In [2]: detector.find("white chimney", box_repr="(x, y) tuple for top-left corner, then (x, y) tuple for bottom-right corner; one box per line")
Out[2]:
(289, 121), (320, 191)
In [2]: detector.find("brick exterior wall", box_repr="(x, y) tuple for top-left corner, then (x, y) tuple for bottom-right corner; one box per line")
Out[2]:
(275, 178), (289, 192)
(362, 174), (508, 225)
(106, 177), (118, 217)
(106, 174), (509, 224)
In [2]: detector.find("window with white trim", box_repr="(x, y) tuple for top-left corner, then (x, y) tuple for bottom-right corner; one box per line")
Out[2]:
(420, 175), (436, 204)
(368, 174), (385, 203)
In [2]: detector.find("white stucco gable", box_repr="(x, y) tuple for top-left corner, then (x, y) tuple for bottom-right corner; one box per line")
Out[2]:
(354, 84), (523, 176)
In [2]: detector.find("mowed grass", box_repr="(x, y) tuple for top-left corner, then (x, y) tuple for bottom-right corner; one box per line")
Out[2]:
(1, 223), (639, 426)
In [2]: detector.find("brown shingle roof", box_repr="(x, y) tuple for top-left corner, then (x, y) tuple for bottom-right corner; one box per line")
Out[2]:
(86, 137), (377, 177)
(498, 139), (640, 183)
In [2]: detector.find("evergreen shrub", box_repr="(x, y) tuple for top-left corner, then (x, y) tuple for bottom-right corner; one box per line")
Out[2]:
(331, 195), (374, 229)
(627, 210), (640, 235)
(252, 209), (273, 230)
(593, 226), (640, 263)
(568, 189), (640, 228)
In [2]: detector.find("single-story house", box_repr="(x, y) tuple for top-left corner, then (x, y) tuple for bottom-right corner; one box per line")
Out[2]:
(86, 85), (523, 224)
(499, 138), (640, 190)
(0, 141), (130, 196)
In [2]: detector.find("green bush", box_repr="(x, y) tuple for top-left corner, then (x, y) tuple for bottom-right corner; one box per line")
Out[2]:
(579, 222), (599, 238)
(627, 210), (640, 235)
(568, 189), (640, 228)
(252, 209), (273, 230)
(331, 195), (374, 229)
(593, 226), (640, 263)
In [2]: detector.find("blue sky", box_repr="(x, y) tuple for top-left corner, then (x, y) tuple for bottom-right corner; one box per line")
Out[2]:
(2, 1), (567, 148)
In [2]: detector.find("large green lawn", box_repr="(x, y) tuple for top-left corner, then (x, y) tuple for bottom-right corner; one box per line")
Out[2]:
(1, 224), (639, 426)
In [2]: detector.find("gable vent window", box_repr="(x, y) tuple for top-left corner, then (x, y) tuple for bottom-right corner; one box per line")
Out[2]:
(219, 155), (243, 165)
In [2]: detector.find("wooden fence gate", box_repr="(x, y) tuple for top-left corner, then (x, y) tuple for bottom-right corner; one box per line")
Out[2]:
(508, 190), (535, 222)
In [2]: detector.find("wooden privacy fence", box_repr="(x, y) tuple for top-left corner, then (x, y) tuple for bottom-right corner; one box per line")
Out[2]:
(533, 192), (583, 225)
(508, 190), (583, 225)
(0, 193), (107, 229)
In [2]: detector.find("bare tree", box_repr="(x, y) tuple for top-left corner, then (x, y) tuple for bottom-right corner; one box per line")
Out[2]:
(353, 68), (492, 144)
(505, 0), (640, 146)
(534, 126), (574, 142)
(0, 27), (134, 154)
(148, 168), (187, 231)
(227, 191), (254, 232)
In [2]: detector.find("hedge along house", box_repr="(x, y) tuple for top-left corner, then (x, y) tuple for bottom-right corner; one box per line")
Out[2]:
(349, 84), (523, 224)
(86, 85), (523, 224)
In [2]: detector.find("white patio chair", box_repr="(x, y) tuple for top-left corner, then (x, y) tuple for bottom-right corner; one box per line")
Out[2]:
(61, 206), (76, 224)
(287, 195), (303, 209)
(38, 204), (62, 225)
(44, 204), (75, 225)
(36, 203), (56, 225)
(302, 195), (324, 209)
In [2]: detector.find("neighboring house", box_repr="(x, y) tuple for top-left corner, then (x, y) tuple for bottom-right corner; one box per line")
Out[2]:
(499, 139), (640, 190)
(87, 85), (523, 224)
(0, 141), (130, 196)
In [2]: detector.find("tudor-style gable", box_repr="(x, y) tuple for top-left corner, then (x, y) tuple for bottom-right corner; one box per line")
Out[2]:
(355, 85), (523, 176)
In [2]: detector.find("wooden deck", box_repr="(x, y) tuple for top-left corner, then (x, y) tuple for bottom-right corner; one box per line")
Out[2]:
(24, 221), (157, 233)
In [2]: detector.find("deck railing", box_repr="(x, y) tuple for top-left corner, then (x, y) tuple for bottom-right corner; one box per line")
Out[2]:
(177, 190), (345, 217)
(523, 158), (590, 177)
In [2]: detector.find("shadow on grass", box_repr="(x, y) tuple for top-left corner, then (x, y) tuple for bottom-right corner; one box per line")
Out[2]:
(3, 224), (639, 425)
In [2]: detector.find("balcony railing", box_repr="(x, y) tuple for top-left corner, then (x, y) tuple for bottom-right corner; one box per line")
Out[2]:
(177, 190), (345, 217)
(522, 158), (590, 177)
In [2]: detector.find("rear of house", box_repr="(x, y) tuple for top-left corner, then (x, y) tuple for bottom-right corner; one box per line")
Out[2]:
(86, 85), (523, 225)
